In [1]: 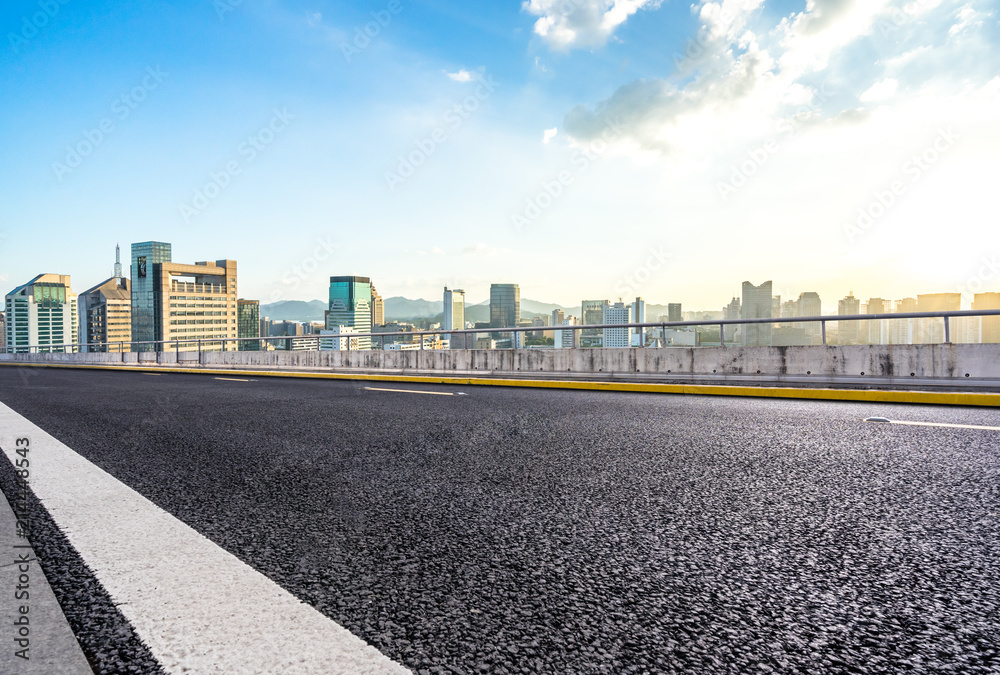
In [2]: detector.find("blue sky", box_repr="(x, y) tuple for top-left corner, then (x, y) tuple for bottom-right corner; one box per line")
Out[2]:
(2, 0), (998, 310)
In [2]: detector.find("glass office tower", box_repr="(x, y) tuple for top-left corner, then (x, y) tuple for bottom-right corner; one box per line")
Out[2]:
(131, 241), (172, 351)
(325, 276), (373, 350)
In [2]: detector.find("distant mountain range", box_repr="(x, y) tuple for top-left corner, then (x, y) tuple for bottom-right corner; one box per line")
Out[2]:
(262, 297), (580, 323)
(260, 296), (696, 322)
(260, 297), (690, 324)
(260, 299), (327, 322)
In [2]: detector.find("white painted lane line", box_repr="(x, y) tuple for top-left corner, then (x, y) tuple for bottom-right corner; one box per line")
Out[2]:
(0, 402), (410, 675)
(865, 417), (1000, 431)
(214, 377), (250, 382)
(363, 387), (463, 396)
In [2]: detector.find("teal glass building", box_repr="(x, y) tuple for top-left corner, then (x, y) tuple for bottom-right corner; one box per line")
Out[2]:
(130, 241), (172, 350)
(325, 276), (372, 350)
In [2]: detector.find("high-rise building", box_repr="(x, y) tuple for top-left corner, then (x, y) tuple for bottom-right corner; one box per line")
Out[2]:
(865, 298), (889, 345)
(237, 299), (261, 350)
(370, 283), (385, 328)
(631, 297), (645, 346)
(5, 274), (78, 353)
(741, 281), (772, 346)
(78, 276), (131, 351)
(890, 297), (918, 345)
(973, 293), (1000, 344)
(837, 292), (861, 344)
(797, 292), (822, 339)
(130, 241), (173, 350)
(581, 299), (608, 348)
(602, 302), (632, 348)
(916, 293), (961, 344)
(667, 303), (682, 323)
(0, 311), (5, 352)
(554, 316), (578, 349)
(443, 287), (467, 348)
(489, 283), (520, 328)
(325, 276), (373, 350)
(130, 242), (238, 351)
(723, 296), (740, 342)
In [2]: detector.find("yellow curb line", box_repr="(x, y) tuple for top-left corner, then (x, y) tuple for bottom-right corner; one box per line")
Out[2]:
(2, 361), (1000, 407)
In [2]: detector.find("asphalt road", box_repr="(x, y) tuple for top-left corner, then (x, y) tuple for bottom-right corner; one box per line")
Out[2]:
(1, 367), (998, 674)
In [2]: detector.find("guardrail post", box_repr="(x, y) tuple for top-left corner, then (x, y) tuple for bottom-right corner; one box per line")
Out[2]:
(821, 321), (827, 346)
(943, 316), (951, 344)
(719, 323), (725, 347)
(660, 323), (666, 348)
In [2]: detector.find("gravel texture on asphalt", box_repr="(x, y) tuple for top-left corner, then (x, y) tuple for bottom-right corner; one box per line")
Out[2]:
(0, 443), (167, 675)
(0, 366), (998, 674)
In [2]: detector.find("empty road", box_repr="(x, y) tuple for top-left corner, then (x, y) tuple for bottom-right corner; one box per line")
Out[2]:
(0, 366), (998, 674)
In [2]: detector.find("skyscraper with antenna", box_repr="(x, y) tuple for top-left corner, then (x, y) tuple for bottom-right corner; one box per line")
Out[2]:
(114, 243), (123, 280)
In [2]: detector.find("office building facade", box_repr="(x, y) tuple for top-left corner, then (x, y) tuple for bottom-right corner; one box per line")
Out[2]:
(444, 287), (467, 349)
(370, 283), (385, 328)
(489, 283), (520, 329)
(325, 276), (373, 350)
(741, 281), (773, 347)
(580, 299), (608, 348)
(130, 241), (173, 349)
(5, 274), (78, 353)
(974, 293), (1000, 343)
(237, 299), (261, 350)
(631, 297), (645, 346)
(837, 292), (861, 344)
(554, 316), (578, 349)
(602, 302), (632, 348)
(79, 276), (131, 351)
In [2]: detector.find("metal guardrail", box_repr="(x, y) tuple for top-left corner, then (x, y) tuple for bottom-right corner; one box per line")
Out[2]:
(2, 309), (1000, 355)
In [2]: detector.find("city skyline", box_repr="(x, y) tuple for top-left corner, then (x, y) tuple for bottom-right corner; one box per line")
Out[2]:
(2, 2), (998, 309)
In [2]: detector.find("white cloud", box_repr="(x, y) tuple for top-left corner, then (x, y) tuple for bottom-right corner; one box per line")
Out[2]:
(447, 69), (475, 82)
(430, 247), (445, 255)
(307, 12), (322, 27)
(542, 127), (559, 144)
(522, 0), (663, 50)
(949, 3), (986, 35)
(860, 78), (899, 102)
(562, 0), (994, 159)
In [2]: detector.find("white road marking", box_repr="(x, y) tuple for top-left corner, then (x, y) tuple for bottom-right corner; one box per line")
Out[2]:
(214, 377), (250, 382)
(0, 402), (409, 675)
(866, 418), (1000, 431)
(363, 387), (462, 396)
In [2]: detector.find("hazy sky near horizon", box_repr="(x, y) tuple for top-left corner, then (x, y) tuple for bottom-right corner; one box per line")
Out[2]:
(2, 0), (998, 311)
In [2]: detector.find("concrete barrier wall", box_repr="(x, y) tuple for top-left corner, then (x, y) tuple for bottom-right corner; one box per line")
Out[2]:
(3, 344), (999, 380)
